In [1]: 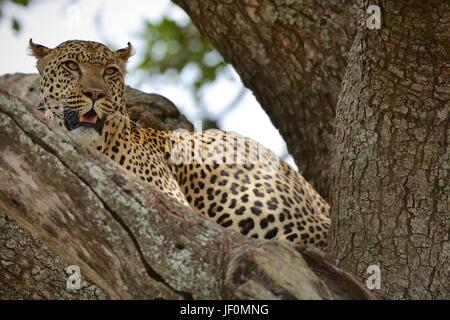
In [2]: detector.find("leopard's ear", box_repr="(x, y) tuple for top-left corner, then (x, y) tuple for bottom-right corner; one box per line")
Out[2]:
(115, 42), (134, 63)
(29, 39), (52, 59)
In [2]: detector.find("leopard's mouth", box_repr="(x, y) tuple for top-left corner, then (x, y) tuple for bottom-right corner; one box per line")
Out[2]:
(64, 108), (106, 134)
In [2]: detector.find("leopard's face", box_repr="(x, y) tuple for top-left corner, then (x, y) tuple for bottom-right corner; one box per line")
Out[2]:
(30, 39), (133, 145)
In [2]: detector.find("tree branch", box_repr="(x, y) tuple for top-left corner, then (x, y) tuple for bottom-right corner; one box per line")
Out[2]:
(0, 74), (374, 300)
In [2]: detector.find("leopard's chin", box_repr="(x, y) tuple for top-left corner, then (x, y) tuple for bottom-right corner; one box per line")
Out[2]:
(70, 126), (100, 146)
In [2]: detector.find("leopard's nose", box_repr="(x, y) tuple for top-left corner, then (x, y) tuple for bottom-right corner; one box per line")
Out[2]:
(82, 90), (106, 103)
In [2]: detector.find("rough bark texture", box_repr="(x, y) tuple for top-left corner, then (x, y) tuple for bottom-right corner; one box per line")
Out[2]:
(0, 73), (193, 300)
(330, 1), (450, 299)
(0, 74), (374, 300)
(172, 0), (358, 199)
(0, 212), (108, 299)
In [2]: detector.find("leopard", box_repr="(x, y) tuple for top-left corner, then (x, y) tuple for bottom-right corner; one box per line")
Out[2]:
(29, 39), (330, 247)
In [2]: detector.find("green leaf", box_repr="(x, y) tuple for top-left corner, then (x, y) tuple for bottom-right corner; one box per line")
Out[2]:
(11, 17), (20, 32)
(11, 0), (29, 6)
(137, 11), (236, 122)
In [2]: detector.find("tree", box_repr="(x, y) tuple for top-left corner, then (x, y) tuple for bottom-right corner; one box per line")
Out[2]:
(0, 74), (373, 300)
(330, 1), (449, 299)
(1, 0), (449, 300)
(171, 0), (449, 299)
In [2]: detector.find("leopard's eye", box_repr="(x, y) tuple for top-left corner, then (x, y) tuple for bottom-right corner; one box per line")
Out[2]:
(104, 67), (118, 76)
(64, 61), (79, 71)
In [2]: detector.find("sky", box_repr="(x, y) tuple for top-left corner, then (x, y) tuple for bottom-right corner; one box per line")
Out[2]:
(0, 0), (296, 168)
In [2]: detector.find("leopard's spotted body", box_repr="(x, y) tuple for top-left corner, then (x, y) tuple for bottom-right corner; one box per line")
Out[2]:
(30, 39), (330, 247)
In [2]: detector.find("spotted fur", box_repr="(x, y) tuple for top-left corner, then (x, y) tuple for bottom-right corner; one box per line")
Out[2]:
(30, 39), (330, 247)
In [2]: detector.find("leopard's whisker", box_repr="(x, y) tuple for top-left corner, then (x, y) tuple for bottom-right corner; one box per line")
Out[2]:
(111, 111), (139, 127)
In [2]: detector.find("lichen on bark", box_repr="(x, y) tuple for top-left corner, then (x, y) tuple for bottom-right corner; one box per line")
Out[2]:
(330, 0), (450, 299)
(0, 212), (109, 300)
(0, 74), (374, 300)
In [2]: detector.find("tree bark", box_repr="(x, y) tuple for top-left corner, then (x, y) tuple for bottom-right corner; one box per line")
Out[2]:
(172, 0), (358, 199)
(0, 74), (374, 300)
(330, 1), (450, 299)
(0, 73), (193, 299)
(0, 211), (109, 299)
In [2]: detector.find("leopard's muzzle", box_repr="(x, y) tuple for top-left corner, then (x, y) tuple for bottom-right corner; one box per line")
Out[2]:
(64, 108), (106, 134)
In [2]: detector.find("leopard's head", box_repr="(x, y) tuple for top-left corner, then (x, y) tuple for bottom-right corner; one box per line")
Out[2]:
(29, 39), (133, 145)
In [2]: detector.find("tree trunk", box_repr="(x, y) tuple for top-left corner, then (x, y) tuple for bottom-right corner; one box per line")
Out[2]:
(0, 74), (374, 300)
(0, 211), (109, 299)
(172, 0), (358, 199)
(330, 1), (450, 299)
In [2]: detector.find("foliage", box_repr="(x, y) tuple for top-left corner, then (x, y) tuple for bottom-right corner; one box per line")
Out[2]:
(137, 16), (241, 129)
(139, 17), (226, 92)
(0, 0), (30, 33)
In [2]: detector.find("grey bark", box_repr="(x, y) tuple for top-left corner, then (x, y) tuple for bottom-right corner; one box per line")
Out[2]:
(0, 73), (193, 299)
(172, 0), (358, 199)
(0, 73), (374, 300)
(0, 212), (108, 299)
(330, 1), (450, 299)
